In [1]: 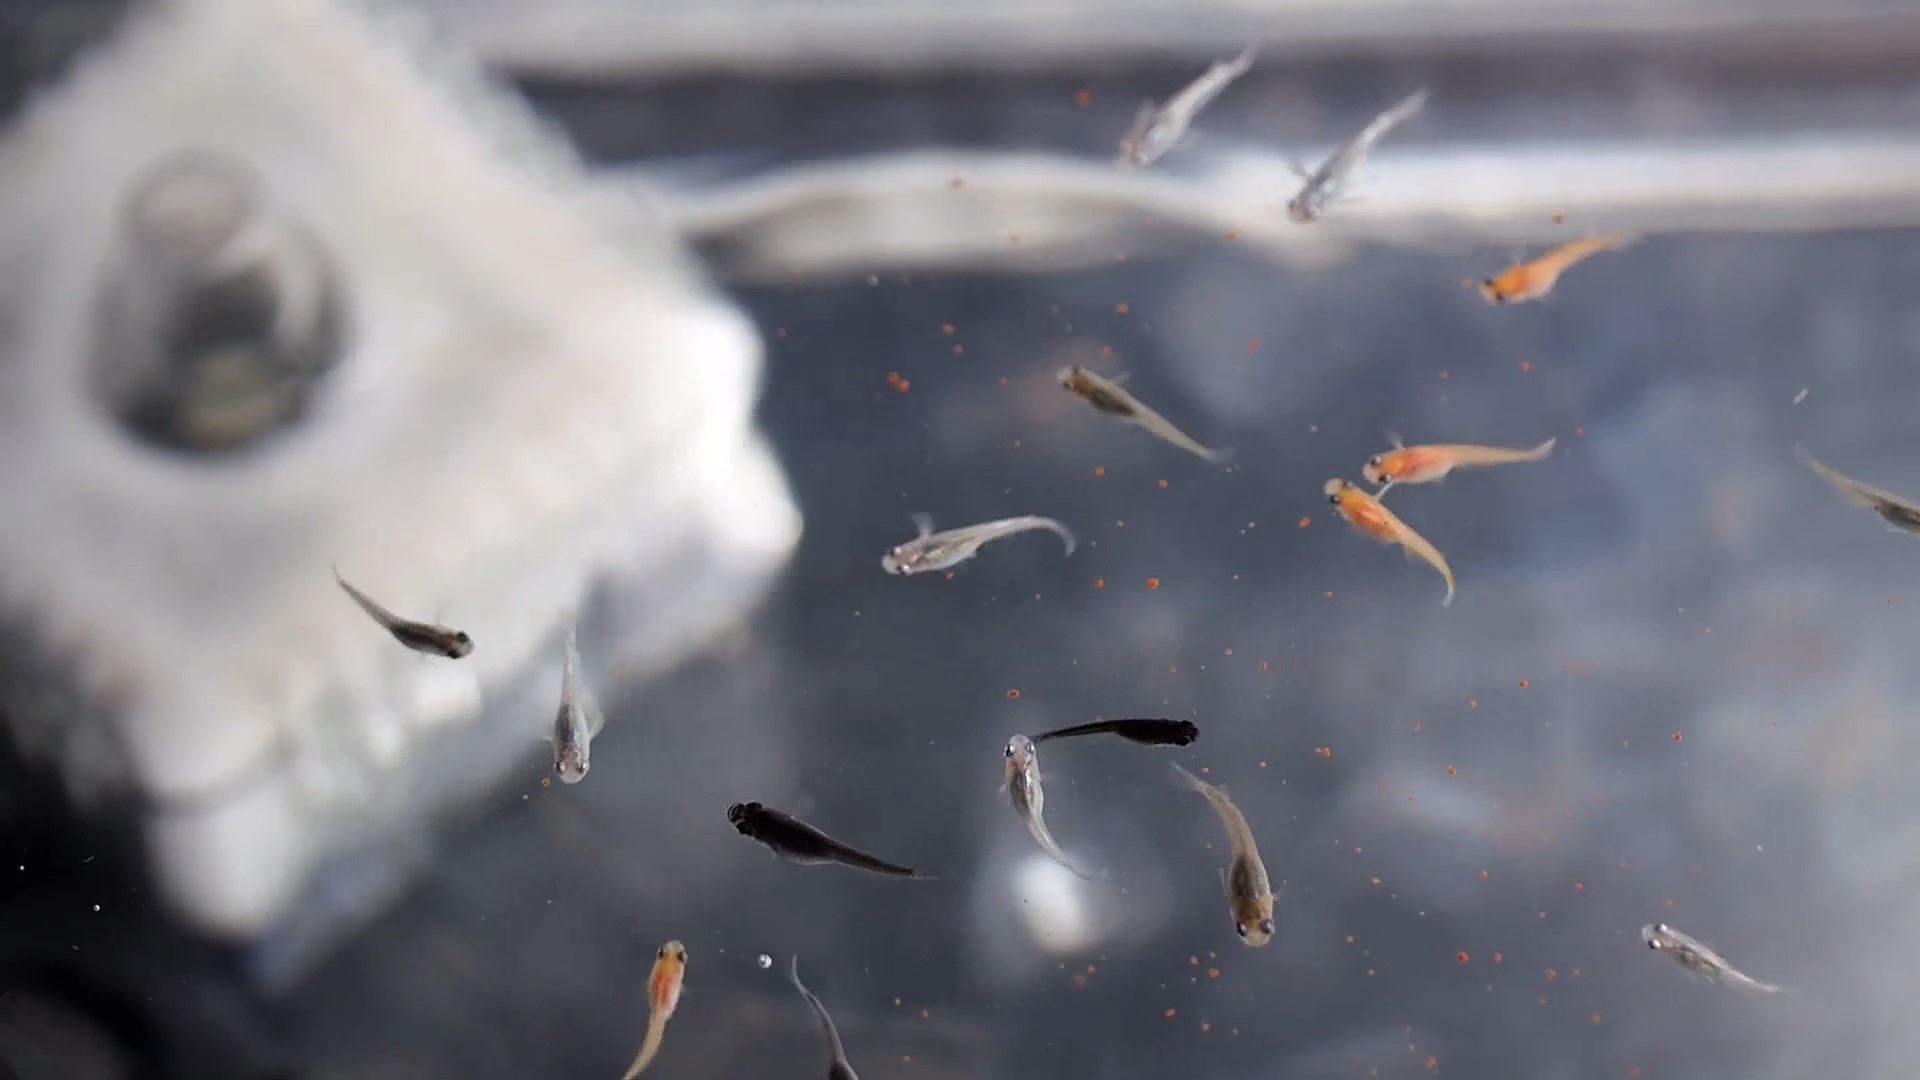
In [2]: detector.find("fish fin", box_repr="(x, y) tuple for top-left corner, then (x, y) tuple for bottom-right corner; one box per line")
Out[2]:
(1217, 866), (1231, 898)
(910, 512), (935, 537)
(1206, 446), (1236, 467)
(1168, 761), (1210, 794)
(587, 706), (608, 739)
(1532, 436), (1558, 458)
(1110, 371), (1133, 386)
(1386, 430), (1404, 449)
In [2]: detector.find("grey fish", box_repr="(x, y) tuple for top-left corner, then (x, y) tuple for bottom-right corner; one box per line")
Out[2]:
(1642, 923), (1783, 993)
(1172, 762), (1274, 947)
(1119, 46), (1258, 169)
(790, 956), (860, 1080)
(727, 802), (932, 880)
(1003, 735), (1095, 880)
(1030, 717), (1199, 747)
(551, 626), (604, 784)
(1286, 89), (1429, 224)
(1798, 446), (1920, 534)
(333, 567), (473, 658)
(881, 513), (1075, 575)
(1059, 366), (1232, 466)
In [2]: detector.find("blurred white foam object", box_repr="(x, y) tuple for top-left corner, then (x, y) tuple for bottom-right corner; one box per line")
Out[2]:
(1011, 853), (1097, 956)
(0, 0), (798, 957)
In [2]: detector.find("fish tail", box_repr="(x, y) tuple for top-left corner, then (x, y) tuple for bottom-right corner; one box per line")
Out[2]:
(1229, 44), (1258, 72)
(1526, 436), (1557, 460)
(622, 1019), (666, 1078)
(1383, 87), (1430, 126)
(1205, 445), (1237, 467)
(1169, 761), (1212, 795)
(1398, 529), (1456, 605)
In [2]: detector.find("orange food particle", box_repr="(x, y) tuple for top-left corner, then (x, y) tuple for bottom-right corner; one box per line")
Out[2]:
(1545, 968), (1558, 981)
(1248, 338), (1261, 353)
(1164, 1008), (1176, 1019)
(1591, 1013), (1602, 1024)
(1146, 578), (1160, 589)
(948, 177), (964, 189)
(1093, 466), (1106, 477)
(1673, 732), (1683, 742)
(1200, 1021), (1211, 1033)
(1455, 951), (1470, 963)
(1114, 303), (1131, 315)
(1446, 766), (1457, 776)
(540, 777), (550, 787)
(1006, 689), (1021, 699)
(1315, 747), (1332, 758)
(1071, 974), (1088, 989)
(1493, 952), (1504, 963)
(1519, 679), (1530, 688)
(1412, 722), (1423, 731)
(1478, 869), (1489, 879)
(1207, 967), (1220, 978)
(1094, 578), (1105, 589)
(1574, 881), (1584, 891)
(1223, 647), (1233, 655)
(1552, 212), (1566, 224)
(1297, 516), (1311, 528)
(1073, 88), (1091, 108)
(1426, 1057), (1438, 1070)
(1520, 359), (1532, 373)
(1259, 662), (1270, 671)
(1576, 427), (1586, 436)
(1101, 344), (1114, 358)
(1224, 228), (1239, 241)
(1157, 479), (1169, 489)
(940, 323), (955, 334)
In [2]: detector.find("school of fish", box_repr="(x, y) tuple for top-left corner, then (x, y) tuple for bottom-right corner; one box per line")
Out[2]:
(317, 46), (1818, 1076)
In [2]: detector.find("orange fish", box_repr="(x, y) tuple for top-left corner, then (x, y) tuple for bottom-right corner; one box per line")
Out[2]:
(1323, 479), (1454, 605)
(1363, 436), (1555, 491)
(1479, 233), (1638, 305)
(623, 941), (688, 1078)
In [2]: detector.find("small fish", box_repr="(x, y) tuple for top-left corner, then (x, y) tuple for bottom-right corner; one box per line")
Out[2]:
(1363, 436), (1556, 492)
(551, 626), (604, 784)
(1119, 46), (1258, 169)
(1479, 233), (1639, 305)
(1798, 447), (1920, 534)
(1324, 479), (1455, 606)
(622, 940), (688, 1078)
(881, 513), (1075, 575)
(1030, 718), (1199, 747)
(1004, 735), (1095, 880)
(727, 802), (932, 879)
(790, 956), (860, 1080)
(333, 567), (473, 658)
(1286, 88), (1429, 224)
(1171, 763), (1274, 947)
(1059, 367), (1232, 466)
(1641, 923), (1782, 993)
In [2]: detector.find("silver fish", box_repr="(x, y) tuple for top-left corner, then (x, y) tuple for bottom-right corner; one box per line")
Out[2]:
(1798, 446), (1920, 535)
(1172, 762), (1274, 947)
(1003, 735), (1095, 880)
(1119, 46), (1257, 169)
(551, 625), (604, 784)
(790, 956), (860, 1080)
(1058, 366), (1232, 466)
(334, 567), (473, 658)
(1286, 89), (1429, 224)
(881, 513), (1075, 575)
(1641, 923), (1783, 993)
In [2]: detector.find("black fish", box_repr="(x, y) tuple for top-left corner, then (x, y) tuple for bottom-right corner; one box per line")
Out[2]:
(334, 567), (473, 658)
(1030, 718), (1199, 747)
(726, 802), (930, 879)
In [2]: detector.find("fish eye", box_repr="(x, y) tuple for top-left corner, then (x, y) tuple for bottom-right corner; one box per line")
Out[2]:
(1327, 492), (1341, 505)
(1259, 919), (1274, 936)
(1648, 938), (1661, 949)
(1234, 923), (1247, 938)
(1367, 455), (1381, 467)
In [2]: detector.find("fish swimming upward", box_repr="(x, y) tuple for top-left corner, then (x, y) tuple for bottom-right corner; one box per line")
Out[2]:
(1059, 366), (1232, 466)
(1004, 735), (1096, 880)
(1641, 923), (1783, 994)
